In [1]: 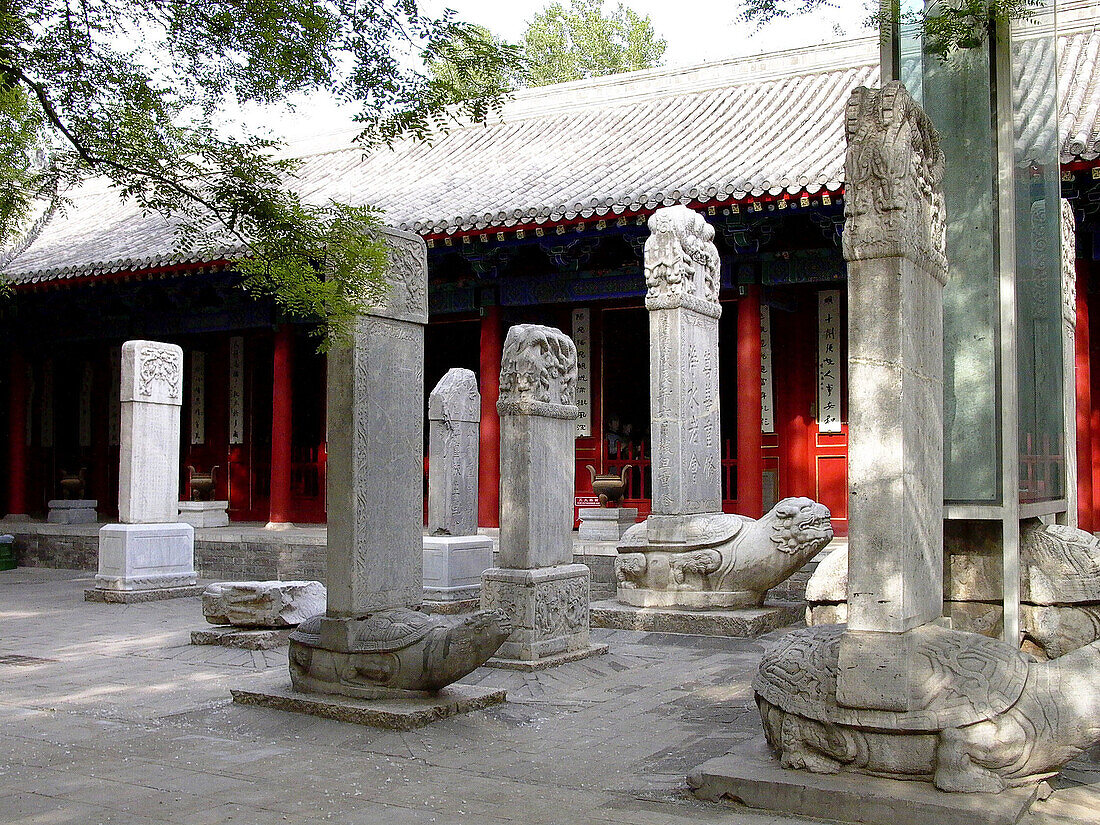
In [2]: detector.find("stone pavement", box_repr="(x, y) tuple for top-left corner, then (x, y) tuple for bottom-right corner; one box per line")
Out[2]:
(1, 567), (1097, 825)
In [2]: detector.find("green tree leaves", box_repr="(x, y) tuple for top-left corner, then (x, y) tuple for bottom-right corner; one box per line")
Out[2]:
(736, 0), (1041, 58)
(523, 0), (666, 87)
(0, 0), (521, 347)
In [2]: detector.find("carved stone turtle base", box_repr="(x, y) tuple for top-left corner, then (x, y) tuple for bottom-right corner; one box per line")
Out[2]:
(616, 498), (833, 610)
(288, 607), (511, 700)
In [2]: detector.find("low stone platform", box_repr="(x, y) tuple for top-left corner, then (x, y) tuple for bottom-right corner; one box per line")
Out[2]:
(190, 625), (293, 649)
(84, 584), (205, 603)
(230, 674), (506, 731)
(178, 500), (230, 528)
(485, 643), (610, 672)
(687, 738), (1040, 825)
(47, 500), (98, 525)
(591, 600), (803, 637)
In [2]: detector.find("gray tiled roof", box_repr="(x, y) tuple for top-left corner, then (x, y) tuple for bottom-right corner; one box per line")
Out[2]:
(4, 21), (1100, 284)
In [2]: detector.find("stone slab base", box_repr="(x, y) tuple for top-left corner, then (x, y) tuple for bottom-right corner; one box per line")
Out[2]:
(420, 598), (481, 615)
(47, 500), (98, 525)
(484, 643), (610, 671)
(96, 522), (196, 591)
(85, 584), (205, 603)
(616, 585), (763, 609)
(423, 534), (493, 601)
(230, 675), (506, 731)
(178, 501), (230, 528)
(577, 507), (638, 541)
(688, 740), (1039, 825)
(190, 626), (293, 649)
(590, 600), (803, 637)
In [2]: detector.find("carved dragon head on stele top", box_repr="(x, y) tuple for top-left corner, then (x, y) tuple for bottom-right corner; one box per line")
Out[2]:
(644, 205), (721, 310)
(842, 80), (947, 281)
(497, 324), (578, 414)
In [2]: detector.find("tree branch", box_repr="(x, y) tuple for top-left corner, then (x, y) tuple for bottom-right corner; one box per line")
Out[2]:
(6, 63), (254, 246)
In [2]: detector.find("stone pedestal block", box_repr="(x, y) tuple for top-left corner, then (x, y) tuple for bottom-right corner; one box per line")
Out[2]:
(482, 563), (591, 661)
(178, 500), (230, 528)
(47, 499), (98, 524)
(577, 507), (637, 541)
(95, 522), (196, 591)
(422, 534), (493, 601)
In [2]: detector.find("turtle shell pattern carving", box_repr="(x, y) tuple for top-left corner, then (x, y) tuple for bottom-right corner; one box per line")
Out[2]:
(751, 622), (1100, 792)
(754, 623), (1029, 732)
(617, 512), (746, 551)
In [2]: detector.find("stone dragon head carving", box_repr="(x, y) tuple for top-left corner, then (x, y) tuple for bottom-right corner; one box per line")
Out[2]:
(766, 497), (834, 555)
(498, 324), (578, 409)
(842, 81), (946, 282)
(644, 205), (720, 307)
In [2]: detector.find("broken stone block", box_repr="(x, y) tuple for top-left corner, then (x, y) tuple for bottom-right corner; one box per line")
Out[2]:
(203, 581), (326, 627)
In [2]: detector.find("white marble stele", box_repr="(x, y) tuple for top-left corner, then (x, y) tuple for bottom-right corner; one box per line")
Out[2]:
(95, 340), (196, 594)
(179, 500), (230, 528)
(280, 229), (510, 706)
(577, 507), (637, 541)
(47, 499), (98, 525)
(481, 325), (602, 667)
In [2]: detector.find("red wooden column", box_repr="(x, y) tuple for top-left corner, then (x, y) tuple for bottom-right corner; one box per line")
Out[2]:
(1075, 265), (1093, 531)
(267, 324), (293, 527)
(6, 351), (28, 518)
(736, 287), (764, 518)
(478, 305), (502, 528)
(777, 302), (813, 500)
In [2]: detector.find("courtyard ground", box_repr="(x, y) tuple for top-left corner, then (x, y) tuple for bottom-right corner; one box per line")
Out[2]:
(1, 567), (1097, 825)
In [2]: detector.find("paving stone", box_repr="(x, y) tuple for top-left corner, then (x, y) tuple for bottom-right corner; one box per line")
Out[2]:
(3, 568), (1099, 824)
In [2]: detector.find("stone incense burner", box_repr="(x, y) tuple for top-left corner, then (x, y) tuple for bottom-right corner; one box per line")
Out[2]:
(586, 464), (631, 507)
(187, 465), (219, 501)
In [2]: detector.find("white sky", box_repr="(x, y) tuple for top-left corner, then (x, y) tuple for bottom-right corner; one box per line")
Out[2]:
(238, 1), (875, 145)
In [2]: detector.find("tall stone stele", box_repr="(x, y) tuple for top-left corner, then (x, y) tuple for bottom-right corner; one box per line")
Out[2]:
(287, 229), (510, 698)
(422, 368), (493, 602)
(835, 80), (948, 704)
(95, 341), (197, 593)
(481, 324), (596, 664)
(615, 206), (833, 608)
(749, 83), (1100, 796)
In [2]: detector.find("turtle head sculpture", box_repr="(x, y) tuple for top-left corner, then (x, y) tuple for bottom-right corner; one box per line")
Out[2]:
(288, 607), (512, 698)
(769, 497), (834, 557)
(616, 496), (833, 608)
(752, 623), (1100, 793)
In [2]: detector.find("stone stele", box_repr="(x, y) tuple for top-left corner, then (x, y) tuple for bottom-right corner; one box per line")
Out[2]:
(481, 324), (598, 665)
(426, 367), (480, 537)
(423, 368), (492, 602)
(616, 205), (833, 609)
(117, 340), (185, 524)
(741, 83), (1100, 797)
(203, 581), (326, 627)
(95, 340), (196, 593)
(287, 229), (510, 699)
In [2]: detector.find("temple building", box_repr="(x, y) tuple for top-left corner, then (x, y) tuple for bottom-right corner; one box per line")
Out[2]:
(3, 7), (1100, 542)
